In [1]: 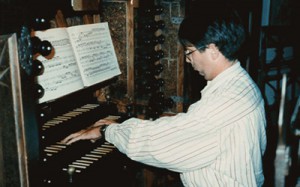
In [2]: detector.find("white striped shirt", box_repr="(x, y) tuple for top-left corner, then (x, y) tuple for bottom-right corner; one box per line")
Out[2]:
(106, 62), (267, 187)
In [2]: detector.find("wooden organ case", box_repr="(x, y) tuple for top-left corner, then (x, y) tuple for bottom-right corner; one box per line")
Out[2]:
(0, 2), (137, 187)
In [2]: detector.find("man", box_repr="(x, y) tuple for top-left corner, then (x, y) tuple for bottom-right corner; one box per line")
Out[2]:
(62, 6), (267, 187)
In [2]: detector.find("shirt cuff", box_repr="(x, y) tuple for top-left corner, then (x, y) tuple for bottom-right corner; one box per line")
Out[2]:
(105, 123), (118, 143)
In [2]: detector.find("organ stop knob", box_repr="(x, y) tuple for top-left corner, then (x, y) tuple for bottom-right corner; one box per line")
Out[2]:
(68, 166), (75, 183)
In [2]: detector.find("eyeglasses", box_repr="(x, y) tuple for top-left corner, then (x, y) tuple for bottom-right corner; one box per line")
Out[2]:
(184, 46), (207, 61)
(184, 49), (197, 56)
(184, 49), (197, 61)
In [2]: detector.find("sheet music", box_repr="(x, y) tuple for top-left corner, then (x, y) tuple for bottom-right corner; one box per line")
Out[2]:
(35, 28), (84, 103)
(67, 22), (121, 86)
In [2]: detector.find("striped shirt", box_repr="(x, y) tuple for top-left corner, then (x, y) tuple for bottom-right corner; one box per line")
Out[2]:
(106, 62), (267, 187)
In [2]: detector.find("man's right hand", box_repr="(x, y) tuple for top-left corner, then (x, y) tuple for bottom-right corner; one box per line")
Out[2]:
(61, 119), (116, 145)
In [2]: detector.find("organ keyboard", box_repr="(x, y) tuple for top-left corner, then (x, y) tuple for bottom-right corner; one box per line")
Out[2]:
(23, 80), (136, 187)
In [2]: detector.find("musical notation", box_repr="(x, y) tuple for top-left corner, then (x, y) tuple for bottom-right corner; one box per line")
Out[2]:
(34, 23), (121, 103)
(68, 23), (121, 85)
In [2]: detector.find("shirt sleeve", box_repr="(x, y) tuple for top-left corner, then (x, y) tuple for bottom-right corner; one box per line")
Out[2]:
(105, 87), (262, 173)
(105, 101), (221, 173)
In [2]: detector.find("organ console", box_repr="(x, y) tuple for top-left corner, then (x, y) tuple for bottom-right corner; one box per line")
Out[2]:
(0, 1), (177, 186)
(14, 22), (137, 187)
(21, 72), (137, 187)
(25, 48), (136, 187)
(35, 92), (133, 187)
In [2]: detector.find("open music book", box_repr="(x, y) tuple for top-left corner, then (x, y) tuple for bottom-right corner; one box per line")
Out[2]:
(34, 22), (121, 103)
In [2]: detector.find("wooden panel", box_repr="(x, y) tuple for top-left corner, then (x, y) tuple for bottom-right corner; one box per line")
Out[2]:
(101, 2), (133, 102)
(127, 1), (135, 100)
(55, 10), (68, 27)
(72, 0), (100, 11)
(0, 34), (29, 187)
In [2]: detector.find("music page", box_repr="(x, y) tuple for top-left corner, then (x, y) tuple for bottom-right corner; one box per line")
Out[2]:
(67, 22), (121, 86)
(35, 28), (84, 103)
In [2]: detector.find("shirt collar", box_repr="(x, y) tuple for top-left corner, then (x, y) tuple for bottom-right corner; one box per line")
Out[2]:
(201, 61), (242, 96)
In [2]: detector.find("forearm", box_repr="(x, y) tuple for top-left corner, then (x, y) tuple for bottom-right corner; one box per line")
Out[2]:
(105, 114), (219, 173)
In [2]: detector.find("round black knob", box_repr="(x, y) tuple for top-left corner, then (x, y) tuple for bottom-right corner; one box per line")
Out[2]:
(156, 20), (165, 30)
(39, 40), (52, 56)
(153, 78), (164, 89)
(154, 5), (164, 15)
(32, 17), (50, 31)
(38, 106), (52, 122)
(139, 20), (165, 32)
(152, 91), (164, 100)
(139, 5), (164, 16)
(146, 106), (162, 120)
(157, 35), (165, 44)
(154, 63), (164, 75)
(34, 84), (44, 99)
(32, 59), (44, 76)
(31, 36), (41, 55)
(139, 34), (165, 46)
(164, 98), (175, 108)
(31, 37), (52, 56)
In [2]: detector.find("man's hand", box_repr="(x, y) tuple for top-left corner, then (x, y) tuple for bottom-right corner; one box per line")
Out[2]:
(61, 126), (101, 145)
(61, 119), (116, 145)
(91, 119), (116, 127)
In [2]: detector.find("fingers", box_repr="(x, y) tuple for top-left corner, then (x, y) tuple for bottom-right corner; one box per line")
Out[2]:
(61, 127), (101, 145)
(65, 135), (81, 145)
(61, 119), (114, 145)
(93, 119), (114, 127)
(61, 130), (85, 145)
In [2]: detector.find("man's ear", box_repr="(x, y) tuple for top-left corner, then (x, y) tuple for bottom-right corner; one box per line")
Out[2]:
(207, 43), (219, 60)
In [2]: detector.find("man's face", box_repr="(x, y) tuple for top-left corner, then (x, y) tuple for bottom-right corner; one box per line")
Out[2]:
(184, 46), (214, 81)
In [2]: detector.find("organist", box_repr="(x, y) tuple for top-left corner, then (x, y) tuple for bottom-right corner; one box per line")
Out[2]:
(62, 6), (267, 187)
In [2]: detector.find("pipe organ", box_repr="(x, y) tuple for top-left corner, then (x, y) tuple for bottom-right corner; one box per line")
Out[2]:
(0, 5), (136, 186)
(0, 1), (179, 186)
(23, 18), (136, 185)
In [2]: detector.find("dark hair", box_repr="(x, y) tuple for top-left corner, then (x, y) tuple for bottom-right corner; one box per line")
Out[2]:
(178, 6), (246, 61)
